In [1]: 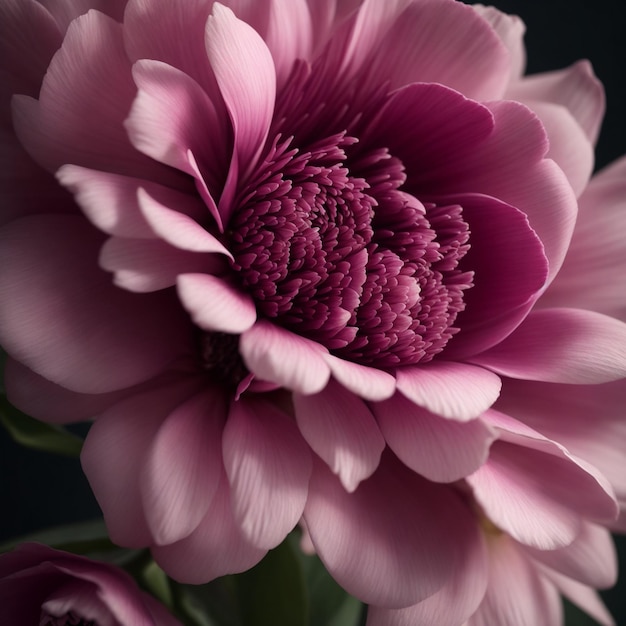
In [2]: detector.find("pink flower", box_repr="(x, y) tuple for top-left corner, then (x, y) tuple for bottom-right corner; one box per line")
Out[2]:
(1, 0), (625, 623)
(0, 542), (180, 625)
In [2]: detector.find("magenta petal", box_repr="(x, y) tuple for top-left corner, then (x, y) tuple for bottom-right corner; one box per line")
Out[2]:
(223, 397), (312, 549)
(240, 320), (331, 394)
(396, 362), (501, 421)
(293, 379), (385, 492)
(468, 536), (562, 626)
(152, 469), (266, 583)
(524, 522), (617, 589)
(141, 389), (227, 545)
(0, 215), (189, 393)
(304, 455), (472, 608)
(471, 308), (626, 384)
(81, 379), (200, 547)
(205, 4), (275, 177)
(177, 273), (256, 333)
(367, 502), (487, 626)
(324, 354), (396, 401)
(374, 392), (496, 482)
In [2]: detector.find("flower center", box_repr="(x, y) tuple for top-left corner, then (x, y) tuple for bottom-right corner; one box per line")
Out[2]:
(198, 331), (249, 388)
(228, 130), (473, 368)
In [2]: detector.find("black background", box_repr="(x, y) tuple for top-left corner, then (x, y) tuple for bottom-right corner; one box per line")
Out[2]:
(1, 2), (626, 624)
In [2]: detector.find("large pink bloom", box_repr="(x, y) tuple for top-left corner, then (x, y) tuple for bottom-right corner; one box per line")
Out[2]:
(1, 0), (625, 623)
(0, 542), (180, 625)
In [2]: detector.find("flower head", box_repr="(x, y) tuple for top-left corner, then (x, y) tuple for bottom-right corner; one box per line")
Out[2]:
(1, 1), (625, 624)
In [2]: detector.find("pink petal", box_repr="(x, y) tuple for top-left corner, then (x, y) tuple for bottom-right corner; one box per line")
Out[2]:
(323, 354), (396, 401)
(293, 379), (385, 492)
(467, 535), (562, 626)
(0, 0), (61, 106)
(543, 569), (616, 626)
(240, 320), (331, 394)
(81, 379), (201, 547)
(177, 273), (256, 333)
(396, 362), (502, 421)
(205, 3), (275, 177)
(4, 357), (130, 424)
(473, 5), (526, 81)
(11, 11), (169, 182)
(0, 215), (190, 393)
(524, 522), (617, 589)
(152, 469), (266, 583)
(471, 308), (626, 384)
(137, 188), (231, 255)
(123, 0), (219, 96)
(508, 60), (605, 145)
(373, 392), (496, 482)
(125, 59), (226, 221)
(359, 0), (510, 100)
(467, 434), (617, 550)
(440, 192), (548, 359)
(140, 388), (227, 545)
(526, 101), (594, 197)
(367, 501), (487, 626)
(304, 454), (474, 608)
(37, 0), (128, 31)
(100, 237), (222, 293)
(222, 397), (312, 549)
(540, 155), (626, 320)
(56, 165), (159, 239)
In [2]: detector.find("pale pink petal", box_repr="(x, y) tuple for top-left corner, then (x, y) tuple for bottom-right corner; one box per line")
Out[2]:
(396, 362), (501, 421)
(11, 11), (170, 182)
(508, 60), (605, 144)
(205, 4), (275, 176)
(473, 5), (526, 81)
(125, 59), (226, 215)
(467, 535), (562, 626)
(496, 379), (626, 506)
(524, 522), (617, 589)
(5, 357), (131, 424)
(544, 569), (616, 626)
(177, 273), (257, 333)
(100, 238), (221, 293)
(81, 379), (201, 547)
(367, 502), (487, 626)
(137, 188), (231, 255)
(467, 436), (617, 550)
(56, 165), (160, 239)
(152, 469), (266, 583)
(304, 454), (473, 608)
(0, 216), (190, 394)
(524, 101), (594, 197)
(293, 378), (385, 492)
(540, 156), (626, 320)
(37, 0), (128, 31)
(471, 308), (626, 384)
(141, 389), (227, 545)
(374, 392), (496, 482)
(360, 0), (509, 100)
(222, 397), (312, 549)
(240, 320), (331, 394)
(123, 0), (218, 96)
(323, 353), (396, 401)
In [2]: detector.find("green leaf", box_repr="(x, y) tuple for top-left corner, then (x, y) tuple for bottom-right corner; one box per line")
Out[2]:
(0, 395), (83, 457)
(236, 538), (309, 626)
(327, 594), (364, 626)
(140, 559), (174, 609)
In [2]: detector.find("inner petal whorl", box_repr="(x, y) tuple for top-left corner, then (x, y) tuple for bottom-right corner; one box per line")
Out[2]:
(227, 132), (473, 368)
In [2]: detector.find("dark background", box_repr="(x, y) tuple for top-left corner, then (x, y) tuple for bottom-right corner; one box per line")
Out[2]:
(1, 2), (626, 624)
